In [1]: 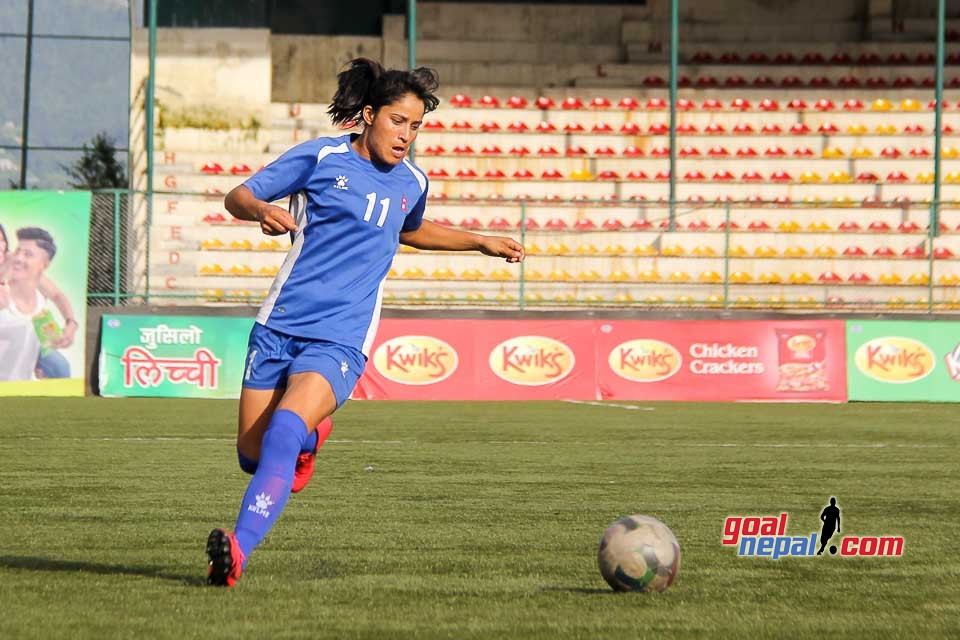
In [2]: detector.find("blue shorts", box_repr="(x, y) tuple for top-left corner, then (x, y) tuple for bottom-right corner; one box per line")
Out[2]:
(242, 323), (366, 408)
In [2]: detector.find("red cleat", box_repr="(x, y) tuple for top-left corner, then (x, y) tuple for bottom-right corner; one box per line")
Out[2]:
(291, 416), (333, 493)
(206, 528), (245, 587)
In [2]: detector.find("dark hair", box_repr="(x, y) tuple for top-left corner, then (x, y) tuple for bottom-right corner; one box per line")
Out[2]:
(327, 58), (439, 127)
(16, 226), (56, 260)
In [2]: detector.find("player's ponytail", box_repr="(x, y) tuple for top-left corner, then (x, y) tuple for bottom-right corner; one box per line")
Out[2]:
(328, 57), (439, 127)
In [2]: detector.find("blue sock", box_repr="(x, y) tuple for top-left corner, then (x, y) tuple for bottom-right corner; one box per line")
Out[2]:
(237, 449), (259, 475)
(233, 409), (307, 566)
(301, 429), (318, 454)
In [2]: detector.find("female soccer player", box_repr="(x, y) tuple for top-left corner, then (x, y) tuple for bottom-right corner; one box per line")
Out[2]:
(207, 58), (524, 586)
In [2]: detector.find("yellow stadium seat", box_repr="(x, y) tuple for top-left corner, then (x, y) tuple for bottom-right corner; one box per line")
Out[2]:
(705, 294), (724, 307)
(828, 171), (852, 183)
(729, 244), (748, 257)
(459, 268), (483, 279)
(229, 264), (253, 276)
(554, 292), (577, 302)
(871, 98), (893, 111)
(576, 243), (599, 255)
(766, 295), (786, 307)
(257, 239), (282, 251)
(604, 244), (628, 255)
(489, 268), (512, 280)
(569, 168), (594, 180)
(202, 288), (224, 300)
(258, 265), (279, 276)
(549, 269), (573, 281)
(613, 293), (634, 303)
(465, 292), (487, 301)
(784, 246), (808, 257)
(633, 244), (657, 255)
(833, 195), (854, 207)
(759, 271), (782, 284)
(801, 195), (823, 205)
(661, 244), (685, 256)
(733, 295), (757, 307)
(908, 273), (930, 285)
(579, 270), (602, 281)
(754, 245), (778, 257)
(676, 295), (695, 304)
(808, 221), (832, 232)
(789, 271), (813, 284)
(547, 243), (570, 255)
(200, 263), (225, 275)
(431, 267), (455, 279)
(851, 146), (873, 158)
(525, 269), (545, 280)
(847, 124), (868, 135)
(398, 244), (418, 253)
(644, 294), (665, 304)
(822, 146), (845, 158)
(814, 246), (837, 257)
(668, 270), (691, 282)
(403, 267), (427, 278)
(523, 292), (543, 302)
(778, 220), (801, 232)
(583, 294), (605, 302)
(796, 296), (817, 307)
(525, 242), (543, 255)
(494, 292), (515, 302)
(939, 274), (960, 285)
(943, 146), (960, 158)
(879, 273), (902, 285)
(901, 98), (921, 111)
(730, 271), (753, 283)
(437, 292), (458, 301)
(692, 245), (717, 256)
(946, 172), (960, 183)
(387, 267), (399, 278)
(916, 172), (935, 183)
(230, 239), (253, 250)
(407, 291), (427, 301)
(875, 123), (897, 135)
(699, 270), (722, 283)
(201, 238), (224, 250)
(637, 269), (661, 282)
(886, 296), (906, 308)
(800, 171), (821, 183)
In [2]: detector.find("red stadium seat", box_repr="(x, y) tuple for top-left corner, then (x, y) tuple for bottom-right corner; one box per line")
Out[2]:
(424, 144), (444, 155)
(702, 98), (723, 110)
(881, 147), (902, 158)
(765, 146), (786, 157)
(535, 96), (555, 109)
(741, 170), (763, 181)
(602, 218), (624, 230)
(781, 76), (803, 87)
(838, 76), (860, 87)
(507, 121), (529, 132)
(622, 145), (643, 157)
(513, 169), (534, 179)
(761, 123), (782, 134)
(451, 120), (472, 130)
(509, 145), (530, 156)
(541, 169), (563, 179)
(460, 217), (483, 229)
(748, 52), (769, 63)
(566, 145), (588, 156)
(456, 168), (477, 178)
(831, 52), (852, 64)
(427, 168), (448, 178)
(574, 218), (596, 230)
(561, 97), (584, 110)
(230, 164), (252, 175)
(713, 169), (735, 181)
(537, 145), (559, 156)
(507, 96), (527, 108)
(736, 146), (758, 157)
(730, 98), (751, 110)
(626, 169), (648, 180)
(643, 75), (666, 86)
(733, 123), (755, 134)
(536, 121), (558, 133)
(705, 123), (726, 135)
(857, 171), (879, 183)
(619, 97), (640, 110)
(899, 221), (921, 233)
(708, 145), (730, 157)
(201, 162), (224, 175)
(592, 122), (614, 133)
(753, 76), (775, 86)
(648, 122), (668, 135)
(593, 145), (616, 156)
(787, 99), (808, 110)
(480, 145), (502, 155)
(793, 146), (815, 157)
(676, 98), (695, 110)
(620, 122), (641, 135)
(478, 95), (499, 107)
(452, 144), (474, 155)
(679, 145), (701, 157)
(598, 170), (620, 180)
(684, 170), (706, 180)
(677, 123), (697, 133)
(815, 98), (835, 111)
(545, 217), (568, 229)
(480, 121), (501, 132)
(484, 168), (506, 179)
(562, 122), (584, 132)
(790, 123), (811, 134)
(650, 146), (670, 157)
(771, 170), (791, 182)
(818, 123), (838, 134)
(449, 94), (471, 107)
(590, 97), (612, 108)
(838, 220), (861, 232)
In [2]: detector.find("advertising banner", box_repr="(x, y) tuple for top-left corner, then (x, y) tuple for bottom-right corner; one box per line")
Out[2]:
(356, 319), (846, 402)
(594, 320), (846, 402)
(99, 314), (254, 398)
(846, 320), (960, 402)
(0, 191), (91, 396)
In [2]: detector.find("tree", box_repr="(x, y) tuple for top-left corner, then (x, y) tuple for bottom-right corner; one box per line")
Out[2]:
(64, 132), (127, 189)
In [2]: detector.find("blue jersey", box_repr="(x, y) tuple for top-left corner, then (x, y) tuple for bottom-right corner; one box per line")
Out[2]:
(243, 133), (428, 356)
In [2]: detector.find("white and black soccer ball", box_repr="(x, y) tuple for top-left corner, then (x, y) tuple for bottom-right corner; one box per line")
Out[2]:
(597, 514), (681, 592)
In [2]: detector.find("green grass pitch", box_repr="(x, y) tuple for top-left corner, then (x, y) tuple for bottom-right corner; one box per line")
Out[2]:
(0, 398), (956, 639)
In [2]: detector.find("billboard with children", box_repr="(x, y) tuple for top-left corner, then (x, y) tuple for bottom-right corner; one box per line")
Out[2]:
(0, 191), (91, 396)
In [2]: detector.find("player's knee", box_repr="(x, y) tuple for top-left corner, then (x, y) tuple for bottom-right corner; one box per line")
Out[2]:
(237, 448), (259, 475)
(262, 412), (306, 458)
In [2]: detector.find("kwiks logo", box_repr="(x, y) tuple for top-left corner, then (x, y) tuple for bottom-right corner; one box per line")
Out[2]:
(489, 336), (575, 386)
(945, 343), (960, 381)
(609, 339), (682, 382)
(722, 498), (903, 559)
(854, 337), (936, 383)
(372, 336), (458, 385)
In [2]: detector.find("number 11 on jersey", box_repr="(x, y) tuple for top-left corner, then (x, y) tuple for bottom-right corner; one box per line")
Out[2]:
(363, 192), (391, 227)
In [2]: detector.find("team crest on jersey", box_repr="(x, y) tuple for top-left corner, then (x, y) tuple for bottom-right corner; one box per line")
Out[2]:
(334, 175), (349, 190)
(401, 194), (408, 212)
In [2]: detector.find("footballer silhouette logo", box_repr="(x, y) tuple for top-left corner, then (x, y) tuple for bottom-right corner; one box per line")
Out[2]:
(334, 175), (349, 190)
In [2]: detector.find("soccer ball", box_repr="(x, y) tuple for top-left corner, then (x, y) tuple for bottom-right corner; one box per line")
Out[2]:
(597, 514), (681, 592)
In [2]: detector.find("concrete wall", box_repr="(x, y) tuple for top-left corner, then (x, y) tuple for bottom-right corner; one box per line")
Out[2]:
(131, 28), (272, 121)
(271, 35), (383, 104)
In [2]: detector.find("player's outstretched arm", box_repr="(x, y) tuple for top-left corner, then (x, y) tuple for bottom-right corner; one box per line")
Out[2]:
(225, 185), (298, 237)
(399, 219), (524, 263)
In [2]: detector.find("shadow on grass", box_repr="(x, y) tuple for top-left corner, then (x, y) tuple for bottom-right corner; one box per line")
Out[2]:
(0, 555), (206, 587)
(538, 586), (613, 595)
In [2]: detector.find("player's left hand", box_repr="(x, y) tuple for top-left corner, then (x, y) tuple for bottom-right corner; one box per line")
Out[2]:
(479, 236), (525, 263)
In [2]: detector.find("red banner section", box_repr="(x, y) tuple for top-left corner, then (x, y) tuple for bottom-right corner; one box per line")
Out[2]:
(353, 319), (847, 402)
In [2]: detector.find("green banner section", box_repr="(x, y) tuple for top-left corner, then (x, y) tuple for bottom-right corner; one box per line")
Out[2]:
(0, 191), (91, 396)
(846, 320), (960, 402)
(99, 315), (254, 398)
